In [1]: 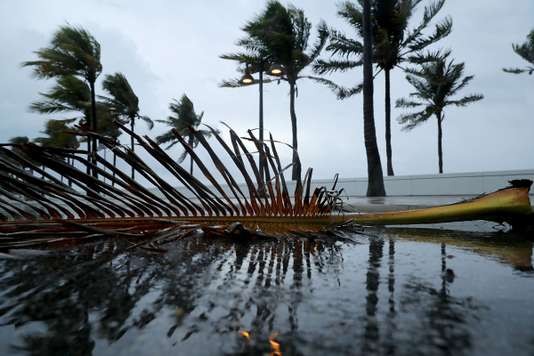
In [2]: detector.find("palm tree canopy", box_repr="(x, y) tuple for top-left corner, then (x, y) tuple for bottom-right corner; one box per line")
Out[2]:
(100, 72), (153, 128)
(220, 0), (328, 85)
(34, 119), (80, 150)
(8, 136), (30, 145)
(30, 75), (91, 116)
(95, 103), (121, 141)
(503, 29), (534, 75)
(30, 75), (120, 144)
(396, 54), (483, 130)
(155, 95), (212, 155)
(22, 25), (102, 82)
(314, 0), (452, 98)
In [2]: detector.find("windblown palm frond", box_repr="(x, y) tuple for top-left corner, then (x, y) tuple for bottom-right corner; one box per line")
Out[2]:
(30, 75), (91, 116)
(503, 29), (534, 75)
(100, 72), (153, 129)
(101, 72), (152, 179)
(22, 25), (101, 81)
(34, 119), (79, 150)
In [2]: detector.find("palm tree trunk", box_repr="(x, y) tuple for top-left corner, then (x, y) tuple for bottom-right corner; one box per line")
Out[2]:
(363, 0), (386, 197)
(112, 152), (117, 187)
(89, 80), (98, 181)
(259, 68), (265, 180)
(289, 80), (300, 181)
(68, 157), (73, 188)
(385, 69), (394, 176)
(86, 139), (91, 176)
(258, 68), (267, 197)
(188, 135), (194, 176)
(437, 112), (444, 174)
(103, 148), (107, 184)
(130, 117), (135, 180)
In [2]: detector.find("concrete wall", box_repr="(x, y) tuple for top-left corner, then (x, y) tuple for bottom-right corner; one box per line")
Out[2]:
(311, 169), (534, 197)
(175, 169), (534, 198)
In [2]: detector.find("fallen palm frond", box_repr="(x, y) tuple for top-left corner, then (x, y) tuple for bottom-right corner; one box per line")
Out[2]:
(0, 124), (349, 250)
(0, 125), (533, 252)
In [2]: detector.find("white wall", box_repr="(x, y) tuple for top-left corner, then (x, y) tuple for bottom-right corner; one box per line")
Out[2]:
(174, 169), (534, 198)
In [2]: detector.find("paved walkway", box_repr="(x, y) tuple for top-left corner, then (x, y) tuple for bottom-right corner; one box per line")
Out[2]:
(343, 195), (534, 213)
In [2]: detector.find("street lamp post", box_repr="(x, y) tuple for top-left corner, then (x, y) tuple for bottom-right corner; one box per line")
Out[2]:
(240, 61), (284, 186)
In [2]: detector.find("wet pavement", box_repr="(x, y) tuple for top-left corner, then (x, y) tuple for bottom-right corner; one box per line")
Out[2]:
(0, 224), (533, 356)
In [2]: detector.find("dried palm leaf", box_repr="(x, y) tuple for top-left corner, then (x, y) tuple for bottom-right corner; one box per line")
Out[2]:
(0, 125), (532, 252)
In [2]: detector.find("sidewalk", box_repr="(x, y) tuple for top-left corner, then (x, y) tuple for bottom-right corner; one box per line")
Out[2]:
(341, 195), (532, 213)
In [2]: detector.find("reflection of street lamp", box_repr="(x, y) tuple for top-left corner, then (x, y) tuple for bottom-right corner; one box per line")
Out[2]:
(240, 61), (284, 184)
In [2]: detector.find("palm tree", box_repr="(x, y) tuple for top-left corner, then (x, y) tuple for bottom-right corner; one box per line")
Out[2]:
(155, 95), (213, 175)
(30, 75), (122, 177)
(396, 54), (483, 174)
(362, 0), (386, 196)
(503, 29), (534, 76)
(30, 75), (91, 124)
(35, 119), (79, 150)
(314, 0), (452, 176)
(35, 119), (80, 183)
(7, 136), (33, 174)
(221, 0), (329, 181)
(22, 25), (102, 175)
(101, 72), (153, 179)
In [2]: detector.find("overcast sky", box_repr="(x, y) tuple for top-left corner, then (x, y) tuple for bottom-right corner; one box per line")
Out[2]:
(1, 0), (533, 181)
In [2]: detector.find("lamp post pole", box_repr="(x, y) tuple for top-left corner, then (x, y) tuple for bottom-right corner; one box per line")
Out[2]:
(258, 60), (265, 182)
(240, 61), (284, 194)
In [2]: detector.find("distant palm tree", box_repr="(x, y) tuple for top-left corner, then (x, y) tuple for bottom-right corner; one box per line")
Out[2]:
(35, 119), (79, 150)
(35, 119), (80, 183)
(30, 75), (121, 177)
(396, 54), (483, 174)
(155, 95), (213, 175)
(221, 0), (328, 181)
(503, 29), (534, 76)
(23, 25), (102, 174)
(8, 136), (30, 147)
(101, 72), (153, 179)
(314, 0), (452, 176)
(7, 136), (33, 173)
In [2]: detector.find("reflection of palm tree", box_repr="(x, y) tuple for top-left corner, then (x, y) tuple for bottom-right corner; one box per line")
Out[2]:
(101, 72), (153, 179)
(155, 95), (213, 175)
(362, 237), (384, 354)
(0, 236), (346, 355)
(384, 238), (397, 355)
(23, 25), (102, 174)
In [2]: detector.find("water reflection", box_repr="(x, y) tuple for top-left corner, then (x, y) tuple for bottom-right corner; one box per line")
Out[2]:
(0, 229), (532, 355)
(383, 227), (534, 271)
